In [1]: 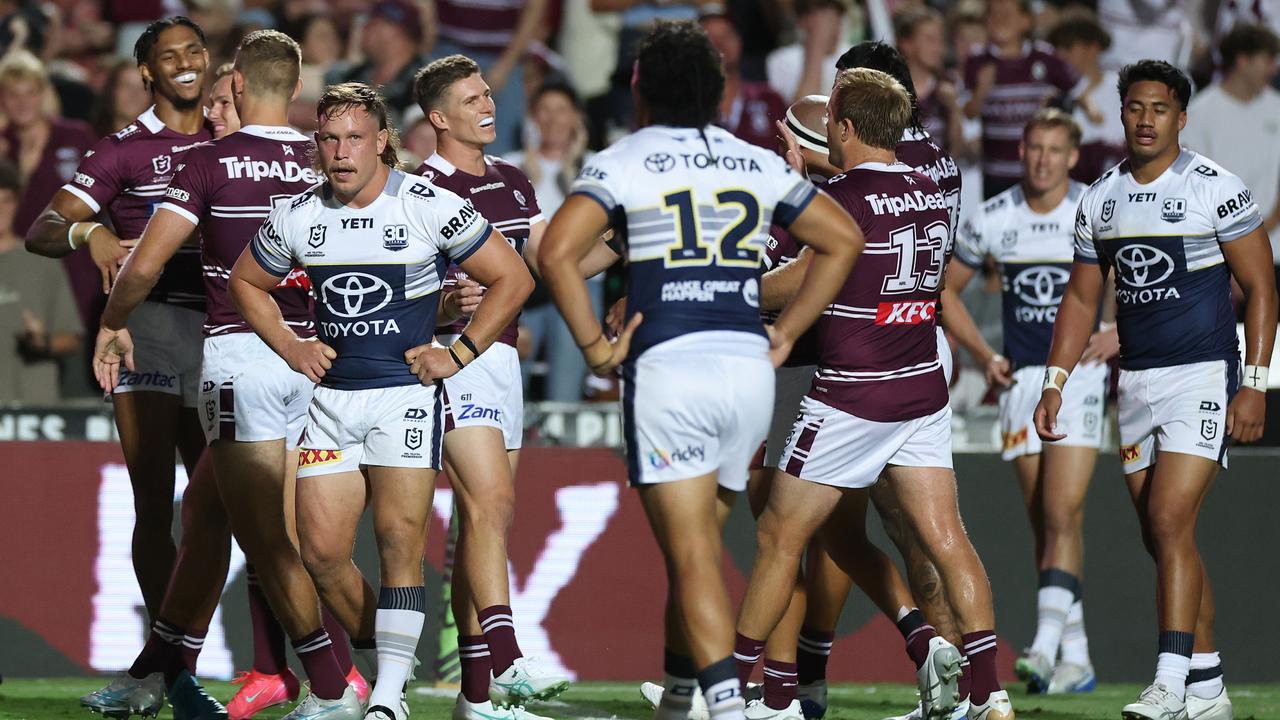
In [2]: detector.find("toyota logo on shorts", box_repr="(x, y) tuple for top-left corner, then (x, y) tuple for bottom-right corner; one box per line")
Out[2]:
(320, 272), (393, 318)
(1012, 266), (1070, 306)
(1115, 244), (1175, 288)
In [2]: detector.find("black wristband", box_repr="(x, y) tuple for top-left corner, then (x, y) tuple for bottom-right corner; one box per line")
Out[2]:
(458, 333), (480, 358)
(447, 346), (465, 370)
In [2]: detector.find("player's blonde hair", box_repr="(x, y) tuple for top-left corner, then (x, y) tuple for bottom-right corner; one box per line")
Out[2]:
(830, 68), (911, 151)
(233, 29), (300, 99)
(1024, 108), (1081, 148)
(316, 82), (402, 168)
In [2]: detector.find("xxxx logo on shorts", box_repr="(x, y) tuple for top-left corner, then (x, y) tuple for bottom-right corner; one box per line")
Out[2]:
(1002, 427), (1028, 452)
(1120, 443), (1141, 464)
(299, 449), (342, 467)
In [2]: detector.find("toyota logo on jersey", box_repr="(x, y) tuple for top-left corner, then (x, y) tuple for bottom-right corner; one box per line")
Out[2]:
(1011, 266), (1070, 306)
(320, 272), (393, 318)
(1115, 244), (1175, 288)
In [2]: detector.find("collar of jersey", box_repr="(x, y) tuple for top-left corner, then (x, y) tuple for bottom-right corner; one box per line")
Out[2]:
(851, 160), (913, 173)
(1120, 147), (1194, 189)
(238, 124), (309, 141)
(426, 151), (495, 178)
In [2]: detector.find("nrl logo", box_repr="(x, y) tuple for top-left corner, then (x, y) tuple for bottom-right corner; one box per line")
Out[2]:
(152, 155), (171, 175)
(1100, 199), (1115, 223)
(309, 225), (327, 248)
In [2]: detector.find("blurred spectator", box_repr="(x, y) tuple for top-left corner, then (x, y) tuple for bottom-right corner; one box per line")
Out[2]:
(702, 12), (786, 150)
(559, 0), (620, 146)
(326, 0), (427, 123)
(0, 160), (81, 404)
(1048, 14), (1126, 183)
(288, 13), (344, 130)
(1216, 0), (1280, 46)
(90, 58), (152, 136)
(1182, 23), (1280, 272)
(428, 0), (548, 155)
(0, 50), (96, 349)
(503, 80), (599, 401)
(767, 0), (846, 102)
(595, 0), (700, 143)
(895, 5), (963, 153)
(962, 0), (1078, 198)
(1096, 0), (1193, 72)
(0, 0), (49, 56)
(402, 115), (437, 166)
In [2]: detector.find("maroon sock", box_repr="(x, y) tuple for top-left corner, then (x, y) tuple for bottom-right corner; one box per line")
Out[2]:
(322, 608), (353, 675)
(247, 566), (287, 675)
(796, 626), (833, 685)
(733, 633), (764, 690)
(477, 605), (522, 675)
(896, 610), (938, 670)
(763, 659), (798, 710)
(459, 634), (491, 704)
(129, 619), (184, 679)
(961, 631), (1000, 706)
(293, 628), (347, 700)
(180, 631), (206, 676)
(958, 655), (971, 700)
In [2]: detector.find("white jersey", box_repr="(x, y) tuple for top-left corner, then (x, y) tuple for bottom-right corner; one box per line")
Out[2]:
(250, 168), (491, 389)
(955, 181), (1085, 367)
(571, 124), (817, 360)
(1074, 150), (1261, 370)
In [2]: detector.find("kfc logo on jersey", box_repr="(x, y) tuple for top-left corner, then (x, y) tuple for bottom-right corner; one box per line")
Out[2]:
(151, 155), (171, 175)
(875, 300), (936, 325)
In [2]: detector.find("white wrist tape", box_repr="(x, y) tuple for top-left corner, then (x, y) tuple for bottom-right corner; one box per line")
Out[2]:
(1043, 366), (1069, 393)
(1243, 364), (1269, 392)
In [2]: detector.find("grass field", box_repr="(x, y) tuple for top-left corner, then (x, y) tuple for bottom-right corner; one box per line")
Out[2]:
(1, 679), (1278, 720)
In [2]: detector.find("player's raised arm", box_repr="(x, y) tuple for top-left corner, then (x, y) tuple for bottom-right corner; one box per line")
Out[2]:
(1221, 226), (1278, 442)
(770, 189), (863, 366)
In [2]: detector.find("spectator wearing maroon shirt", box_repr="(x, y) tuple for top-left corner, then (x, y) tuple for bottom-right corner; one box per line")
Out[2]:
(962, 0), (1078, 199)
(428, 0), (549, 156)
(326, 0), (427, 124)
(702, 11), (787, 151)
(0, 50), (95, 329)
(895, 6), (963, 155)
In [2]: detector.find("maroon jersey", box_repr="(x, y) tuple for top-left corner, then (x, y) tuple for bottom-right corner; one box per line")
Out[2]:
(811, 163), (950, 422)
(720, 83), (788, 152)
(897, 127), (962, 250)
(416, 153), (542, 347)
(9, 117), (95, 235)
(62, 107), (212, 311)
(764, 225), (819, 368)
(157, 125), (318, 337)
(963, 42), (1077, 184)
(916, 78), (951, 153)
(437, 0), (522, 53)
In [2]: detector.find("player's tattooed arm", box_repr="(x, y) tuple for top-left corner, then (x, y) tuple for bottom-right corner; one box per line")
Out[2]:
(1222, 228), (1278, 442)
(26, 190), (135, 293)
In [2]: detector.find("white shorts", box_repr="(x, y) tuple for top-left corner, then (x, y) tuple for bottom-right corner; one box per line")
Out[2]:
(937, 327), (954, 385)
(623, 333), (774, 491)
(442, 341), (523, 450)
(763, 364), (816, 468)
(1118, 360), (1237, 474)
(114, 301), (204, 407)
(297, 383), (444, 478)
(779, 397), (953, 489)
(999, 362), (1108, 460)
(199, 333), (313, 448)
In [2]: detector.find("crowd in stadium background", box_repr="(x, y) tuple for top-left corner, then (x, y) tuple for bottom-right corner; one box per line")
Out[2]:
(4, 0), (1279, 409)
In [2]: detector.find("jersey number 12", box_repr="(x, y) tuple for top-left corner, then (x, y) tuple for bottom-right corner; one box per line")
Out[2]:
(662, 189), (762, 268)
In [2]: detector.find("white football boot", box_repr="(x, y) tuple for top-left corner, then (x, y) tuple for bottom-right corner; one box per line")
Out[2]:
(1013, 651), (1053, 694)
(918, 637), (962, 718)
(744, 698), (805, 719)
(639, 681), (709, 720)
(1186, 688), (1232, 720)
(490, 657), (570, 708)
(966, 690), (1014, 720)
(79, 672), (165, 718)
(453, 695), (553, 720)
(281, 686), (364, 720)
(1122, 683), (1189, 720)
(1046, 662), (1096, 694)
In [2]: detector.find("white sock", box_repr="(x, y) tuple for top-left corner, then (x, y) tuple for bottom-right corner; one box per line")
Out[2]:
(703, 675), (745, 720)
(1029, 585), (1074, 660)
(1187, 651), (1224, 700)
(1059, 599), (1091, 666)
(655, 674), (699, 720)
(1155, 652), (1191, 698)
(370, 587), (426, 713)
